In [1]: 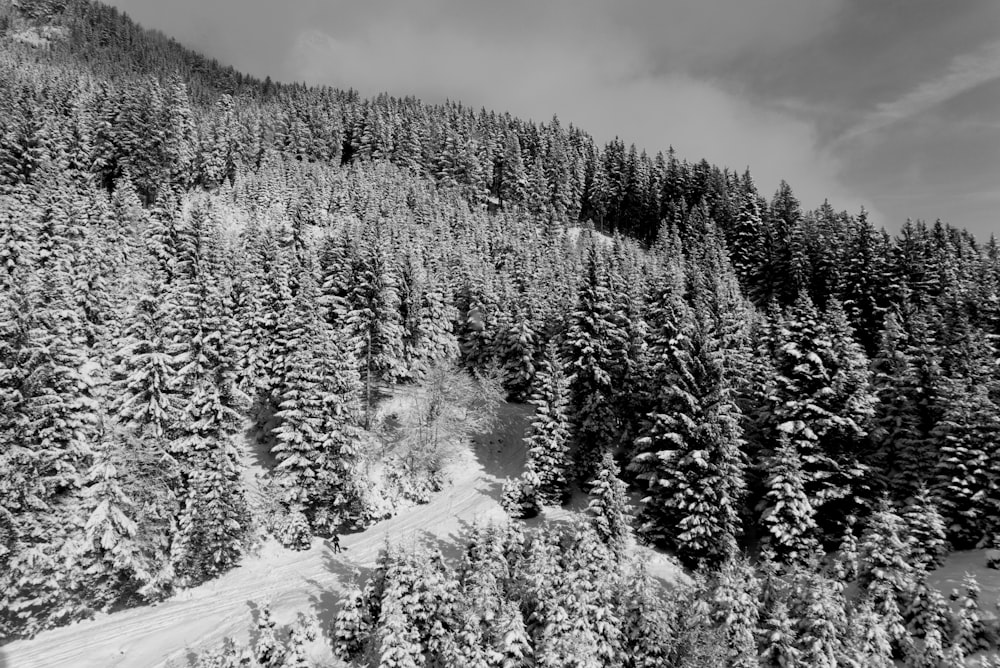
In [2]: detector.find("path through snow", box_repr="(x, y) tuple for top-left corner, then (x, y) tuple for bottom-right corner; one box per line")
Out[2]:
(3, 405), (529, 667)
(1, 401), (689, 667)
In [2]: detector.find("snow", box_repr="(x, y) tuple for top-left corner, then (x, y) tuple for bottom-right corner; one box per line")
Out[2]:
(927, 549), (1000, 621)
(521, 486), (691, 588)
(1, 402), (531, 668)
(9, 25), (68, 48)
(1, 399), (691, 667)
(565, 225), (614, 247)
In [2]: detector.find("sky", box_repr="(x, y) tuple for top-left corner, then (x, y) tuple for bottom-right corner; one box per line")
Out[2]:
(106, 0), (1000, 237)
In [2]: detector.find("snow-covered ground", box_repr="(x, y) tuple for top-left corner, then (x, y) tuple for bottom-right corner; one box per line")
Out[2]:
(927, 549), (1000, 621)
(1, 404), (531, 668)
(6, 394), (991, 667)
(0, 400), (691, 667)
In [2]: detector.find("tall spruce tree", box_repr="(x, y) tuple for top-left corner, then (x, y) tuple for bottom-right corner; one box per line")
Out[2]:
(523, 341), (571, 505)
(566, 245), (621, 481)
(632, 294), (746, 569)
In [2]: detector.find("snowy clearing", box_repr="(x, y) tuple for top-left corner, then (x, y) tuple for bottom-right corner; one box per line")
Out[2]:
(1, 402), (686, 668)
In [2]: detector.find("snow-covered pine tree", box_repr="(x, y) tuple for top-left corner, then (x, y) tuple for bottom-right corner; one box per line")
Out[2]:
(785, 567), (848, 668)
(758, 436), (819, 561)
(112, 275), (175, 439)
(523, 341), (571, 505)
(566, 244), (621, 481)
(759, 294), (875, 541)
(729, 178), (766, 301)
(620, 560), (674, 668)
(309, 327), (366, 531)
(169, 380), (249, 582)
(76, 444), (151, 609)
(871, 310), (931, 496)
(276, 506), (312, 551)
(831, 518), (860, 584)
(606, 239), (652, 448)
(250, 602), (287, 667)
(844, 599), (894, 668)
(271, 338), (325, 508)
(496, 599), (533, 668)
(901, 486), (949, 571)
(903, 577), (952, 644)
(857, 499), (915, 598)
(500, 302), (538, 401)
(632, 294), (746, 569)
(840, 208), (890, 354)
(344, 226), (406, 424)
(377, 579), (424, 668)
(710, 555), (761, 668)
(954, 573), (989, 655)
(412, 273), (460, 378)
(333, 583), (369, 660)
(0, 264), (100, 635)
(932, 376), (1000, 548)
(758, 600), (802, 668)
(586, 450), (632, 555)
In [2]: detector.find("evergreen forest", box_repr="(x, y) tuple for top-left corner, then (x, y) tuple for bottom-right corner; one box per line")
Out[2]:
(1, 1), (1000, 666)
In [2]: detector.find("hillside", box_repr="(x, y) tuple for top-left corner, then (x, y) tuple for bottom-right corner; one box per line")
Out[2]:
(2, 1), (1000, 666)
(1, 404), (534, 667)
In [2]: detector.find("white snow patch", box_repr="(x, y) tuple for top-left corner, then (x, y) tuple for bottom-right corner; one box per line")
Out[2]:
(927, 549), (1000, 621)
(10, 25), (67, 47)
(565, 225), (614, 247)
(2, 403), (533, 668)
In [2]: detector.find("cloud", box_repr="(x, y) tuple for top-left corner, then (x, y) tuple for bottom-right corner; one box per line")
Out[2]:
(837, 39), (1000, 145)
(288, 0), (875, 219)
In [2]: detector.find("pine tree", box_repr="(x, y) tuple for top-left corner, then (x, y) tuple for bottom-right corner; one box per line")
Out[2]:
(496, 600), (533, 668)
(377, 584), (423, 668)
(857, 499), (915, 600)
(711, 555), (761, 668)
(170, 381), (249, 582)
(499, 133), (528, 207)
(758, 437), (819, 561)
(845, 599), (894, 668)
(633, 293), (746, 568)
(620, 561), (673, 668)
(276, 507), (312, 551)
(112, 276), (175, 438)
(902, 487), (949, 571)
(251, 602), (287, 667)
(586, 451), (632, 555)
(831, 517), (859, 583)
(566, 245), (621, 481)
(271, 339), (326, 507)
(760, 294), (875, 539)
(954, 573), (988, 655)
(905, 625), (947, 668)
(500, 303), (538, 401)
(932, 377), (1000, 548)
(345, 227), (406, 424)
(76, 444), (150, 609)
(729, 182), (766, 300)
(333, 584), (369, 660)
(758, 600), (802, 668)
(786, 568), (847, 668)
(840, 209), (889, 354)
(523, 342), (571, 505)
(904, 577), (952, 643)
(871, 311), (930, 496)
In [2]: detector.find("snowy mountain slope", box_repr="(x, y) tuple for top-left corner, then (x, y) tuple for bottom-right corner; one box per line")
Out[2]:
(1, 399), (692, 668)
(2, 405), (531, 668)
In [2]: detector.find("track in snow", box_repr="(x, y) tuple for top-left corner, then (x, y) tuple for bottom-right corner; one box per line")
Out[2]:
(1, 401), (689, 668)
(2, 404), (532, 668)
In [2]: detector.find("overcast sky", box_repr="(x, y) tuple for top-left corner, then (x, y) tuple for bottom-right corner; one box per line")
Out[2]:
(107, 0), (1000, 238)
